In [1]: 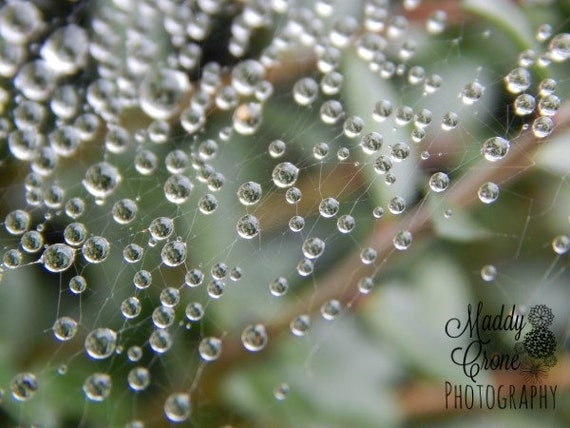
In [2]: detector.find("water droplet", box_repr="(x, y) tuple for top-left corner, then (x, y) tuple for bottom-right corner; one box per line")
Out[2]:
(185, 302), (204, 321)
(514, 93), (536, 116)
(373, 155), (392, 174)
(426, 10), (447, 34)
(236, 214), (260, 239)
(480, 265), (497, 282)
(163, 174), (194, 204)
(388, 196), (406, 215)
(360, 247), (377, 264)
(552, 235), (570, 255)
(441, 111), (459, 130)
(272, 162), (299, 188)
(185, 269), (204, 287)
(198, 193), (218, 214)
(128, 367), (150, 392)
(319, 197), (339, 218)
(320, 299), (341, 320)
(481, 137), (510, 162)
(133, 270), (152, 290)
(149, 217), (174, 241)
(548, 33), (570, 62)
(532, 116), (554, 138)
(231, 59), (265, 96)
(320, 99), (344, 124)
(269, 276), (288, 296)
(85, 328), (118, 360)
(82, 236), (110, 264)
(237, 181), (262, 206)
(288, 215), (305, 232)
(337, 214), (355, 233)
(538, 94), (560, 116)
(161, 241), (187, 267)
(302, 237), (325, 259)
(293, 77), (319, 106)
(10, 373), (38, 401)
(207, 279), (225, 299)
(290, 314), (311, 336)
(149, 329), (172, 354)
(478, 182), (500, 204)
(539, 78), (557, 96)
(360, 132), (383, 155)
(20, 230), (43, 253)
(268, 139), (286, 158)
(83, 162), (121, 199)
(273, 383), (290, 401)
(4, 209), (30, 235)
(321, 71), (343, 95)
(83, 373), (112, 402)
(121, 297), (142, 319)
(285, 187), (302, 204)
(69, 275), (87, 294)
(63, 222), (87, 246)
(504, 67), (531, 94)
(199, 337), (222, 361)
(296, 258), (314, 276)
(241, 324), (268, 352)
(429, 172), (450, 192)
(373, 206), (384, 219)
(233, 102), (263, 135)
(123, 243), (143, 264)
(394, 106), (413, 126)
(164, 393), (191, 423)
(52, 316), (78, 341)
(42, 243), (75, 273)
(390, 142), (410, 162)
(152, 306), (175, 328)
(140, 68), (190, 120)
(393, 230), (412, 250)
(461, 81), (485, 105)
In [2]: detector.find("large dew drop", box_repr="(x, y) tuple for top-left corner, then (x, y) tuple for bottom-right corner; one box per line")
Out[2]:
(164, 393), (191, 423)
(10, 373), (38, 401)
(42, 243), (75, 273)
(236, 214), (260, 239)
(83, 373), (112, 402)
(161, 241), (187, 267)
(83, 162), (121, 199)
(241, 324), (268, 352)
(84, 328), (117, 360)
(481, 137), (510, 162)
(140, 69), (191, 120)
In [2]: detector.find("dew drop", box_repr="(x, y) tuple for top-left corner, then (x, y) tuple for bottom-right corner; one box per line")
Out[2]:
(84, 328), (117, 360)
(241, 324), (268, 352)
(164, 393), (191, 423)
(82, 236), (110, 264)
(163, 174), (194, 204)
(428, 172), (450, 192)
(481, 265), (497, 282)
(83, 373), (112, 402)
(478, 182), (500, 204)
(161, 241), (187, 267)
(272, 162), (299, 188)
(320, 299), (341, 320)
(290, 314), (311, 336)
(532, 116), (554, 139)
(393, 230), (412, 250)
(42, 243), (75, 273)
(149, 329), (172, 354)
(121, 297), (142, 319)
(237, 181), (262, 206)
(11, 373), (38, 401)
(52, 316), (78, 341)
(552, 235), (570, 255)
(481, 137), (510, 162)
(199, 337), (222, 361)
(128, 367), (150, 392)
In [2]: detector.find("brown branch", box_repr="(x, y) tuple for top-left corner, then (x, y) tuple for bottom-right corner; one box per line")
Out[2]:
(204, 101), (570, 406)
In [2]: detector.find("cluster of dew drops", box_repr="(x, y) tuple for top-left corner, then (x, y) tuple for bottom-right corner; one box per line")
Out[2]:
(0, 0), (569, 425)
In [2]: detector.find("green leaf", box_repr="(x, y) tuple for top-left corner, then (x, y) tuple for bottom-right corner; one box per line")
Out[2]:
(462, 0), (536, 51)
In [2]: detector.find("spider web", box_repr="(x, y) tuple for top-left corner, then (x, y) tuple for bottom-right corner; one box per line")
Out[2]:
(0, 0), (569, 427)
